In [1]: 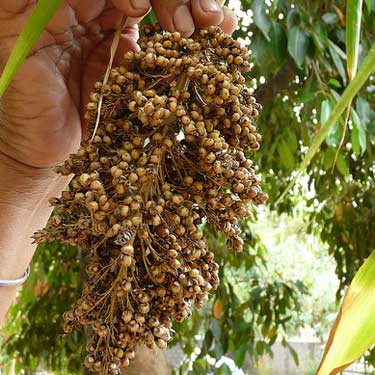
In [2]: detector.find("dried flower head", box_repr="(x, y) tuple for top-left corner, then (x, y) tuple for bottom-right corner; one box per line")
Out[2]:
(34, 24), (267, 375)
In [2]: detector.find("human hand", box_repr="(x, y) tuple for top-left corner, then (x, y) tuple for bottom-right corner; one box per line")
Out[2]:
(0, 0), (237, 325)
(0, 0), (237, 170)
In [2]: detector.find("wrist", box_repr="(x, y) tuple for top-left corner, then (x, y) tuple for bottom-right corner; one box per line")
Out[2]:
(0, 150), (69, 206)
(0, 150), (70, 280)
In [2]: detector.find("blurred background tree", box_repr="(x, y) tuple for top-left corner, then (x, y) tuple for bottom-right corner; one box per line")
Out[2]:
(1, 0), (375, 374)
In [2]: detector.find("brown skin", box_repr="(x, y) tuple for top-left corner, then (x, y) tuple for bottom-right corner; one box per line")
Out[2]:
(0, 0), (237, 324)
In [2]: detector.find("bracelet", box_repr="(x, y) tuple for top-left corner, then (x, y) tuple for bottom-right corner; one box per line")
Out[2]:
(0, 265), (31, 287)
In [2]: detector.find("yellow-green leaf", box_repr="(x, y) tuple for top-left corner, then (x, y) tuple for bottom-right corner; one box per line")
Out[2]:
(0, 0), (62, 97)
(316, 249), (375, 375)
(346, 0), (363, 80)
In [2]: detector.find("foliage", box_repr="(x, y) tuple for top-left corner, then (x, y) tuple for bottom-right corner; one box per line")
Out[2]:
(1, 242), (82, 374)
(243, 0), (375, 293)
(2, 0), (375, 374)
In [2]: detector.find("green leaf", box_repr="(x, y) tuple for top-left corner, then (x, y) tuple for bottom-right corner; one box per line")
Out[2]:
(298, 77), (318, 103)
(311, 22), (330, 53)
(234, 342), (248, 367)
(336, 154), (349, 176)
(321, 100), (331, 125)
(286, 343), (300, 365)
(346, 0), (363, 80)
(351, 127), (361, 154)
(0, 0), (62, 97)
(321, 100), (341, 147)
(269, 21), (287, 63)
(214, 341), (224, 358)
(316, 250), (375, 375)
(350, 108), (367, 154)
(322, 13), (339, 24)
(326, 123), (342, 148)
(328, 40), (347, 60)
(286, 9), (300, 29)
(277, 42), (375, 203)
(211, 319), (221, 341)
(328, 44), (347, 85)
(288, 26), (309, 68)
(216, 364), (232, 375)
(192, 358), (207, 375)
(140, 10), (157, 26)
(251, 33), (279, 75)
(328, 79), (342, 88)
(356, 96), (373, 125)
(203, 330), (214, 351)
(364, 0), (375, 10)
(252, 0), (272, 41)
(277, 139), (296, 170)
(256, 340), (265, 355)
(286, 128), (298, 154)
(323, 148), (336, 170)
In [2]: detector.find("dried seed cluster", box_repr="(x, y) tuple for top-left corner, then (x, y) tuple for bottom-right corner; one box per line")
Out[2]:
(34, 25), (267, 374)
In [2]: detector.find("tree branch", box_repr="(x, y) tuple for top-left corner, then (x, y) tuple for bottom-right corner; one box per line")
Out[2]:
(255, 57), (297, 106)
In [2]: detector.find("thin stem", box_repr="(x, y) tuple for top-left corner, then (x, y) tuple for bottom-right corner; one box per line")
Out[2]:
(331, 101), (352, 173)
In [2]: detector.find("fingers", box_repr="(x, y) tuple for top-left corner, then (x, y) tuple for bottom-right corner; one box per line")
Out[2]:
(190, 0), (224, 29)
(97, 6), (133, 31)
(67, 0), (149, 24)
(151, 0), (195, 37)
(219, 6), (237, 35)
(115, 28), (140, 62)
(66, 0), (106, 23)
(0, 0), (30, 13)
(151, 0), (237, 37)
(46, 2), (78, 34)
(68, 0), (150, 24)
(111, 0), (151, 17)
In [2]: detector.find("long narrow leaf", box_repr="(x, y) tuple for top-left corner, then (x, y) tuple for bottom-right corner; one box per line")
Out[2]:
(346, 0), (363, 80)
(0, 0), (62, 97)
(316, 249), (375, 375)
(276, 43), (375, 204)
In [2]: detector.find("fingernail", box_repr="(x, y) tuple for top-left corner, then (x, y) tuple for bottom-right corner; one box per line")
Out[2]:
(200, 0), (221, 12)
(174, 5), (195, 36)
(135, 0), (150, 10)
